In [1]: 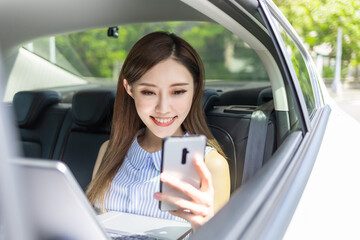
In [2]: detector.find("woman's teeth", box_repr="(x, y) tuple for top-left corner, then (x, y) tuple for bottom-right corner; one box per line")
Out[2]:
(154, 117), (174, 123)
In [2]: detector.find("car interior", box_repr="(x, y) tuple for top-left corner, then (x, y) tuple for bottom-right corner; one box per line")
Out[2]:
(2, 0), (300, 196)
(1, 0), (335, 239)
(12, 84), (276, 192)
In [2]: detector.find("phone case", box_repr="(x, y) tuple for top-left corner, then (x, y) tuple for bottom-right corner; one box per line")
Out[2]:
(159, 135), (206, 211)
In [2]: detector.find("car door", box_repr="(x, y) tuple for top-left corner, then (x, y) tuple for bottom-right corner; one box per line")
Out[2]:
(0, 50), (36, 240)
(189, 0), (330, 239)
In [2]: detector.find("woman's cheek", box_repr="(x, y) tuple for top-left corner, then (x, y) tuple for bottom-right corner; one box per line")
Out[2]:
(136, 98), (155, 113)
(177, 95), (193, 112)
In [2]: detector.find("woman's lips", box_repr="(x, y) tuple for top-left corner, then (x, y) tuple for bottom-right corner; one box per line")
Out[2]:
(151, 116), (177, 127)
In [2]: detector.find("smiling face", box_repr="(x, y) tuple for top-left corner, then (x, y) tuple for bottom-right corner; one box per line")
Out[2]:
(123, 58), (194, 139)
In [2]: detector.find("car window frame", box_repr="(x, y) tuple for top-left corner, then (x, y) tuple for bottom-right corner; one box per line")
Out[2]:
(266, 1), (324, 115)
(259, 0), (315, 133)
(264, 1), (330, 139)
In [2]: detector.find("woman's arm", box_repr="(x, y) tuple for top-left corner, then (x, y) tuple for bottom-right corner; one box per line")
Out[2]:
(92, 140), (109, 179)
(204, 150), (230, 213)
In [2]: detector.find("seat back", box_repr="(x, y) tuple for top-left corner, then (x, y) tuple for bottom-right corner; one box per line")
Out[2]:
(217, 86), (273, 106)
(13, 90), (66, 159)
(53, 90), (115, 190)
(208, 125), (237, 192)
(204, 88), (276, 192)
(202, 89), (238, 192)
(13, 87), (274, 193)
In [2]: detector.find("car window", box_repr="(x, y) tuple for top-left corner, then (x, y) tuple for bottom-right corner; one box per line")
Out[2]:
(275, 22), (316, 117)
(4, 21), (270, 102)
(27, 22), (269, 82)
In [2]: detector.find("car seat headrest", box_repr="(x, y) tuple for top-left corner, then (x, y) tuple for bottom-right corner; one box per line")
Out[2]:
(72, 90), (115, 127)
(202, 89), (219, 112)
(257, 87), (273, 105)
(13, 91), (61, 128)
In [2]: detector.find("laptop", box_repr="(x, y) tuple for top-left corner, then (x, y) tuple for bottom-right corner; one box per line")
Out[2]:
(12, 158), (191, 240)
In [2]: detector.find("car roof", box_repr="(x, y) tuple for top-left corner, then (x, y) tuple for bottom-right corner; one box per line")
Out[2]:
(0, 0), (211, 53)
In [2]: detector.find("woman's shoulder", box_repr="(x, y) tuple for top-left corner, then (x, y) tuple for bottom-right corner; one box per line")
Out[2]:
(92, 140), (110, 179)
(100, 140), (110, 150)
(204, 148), (228, 171)
(97, 140), (110, 162)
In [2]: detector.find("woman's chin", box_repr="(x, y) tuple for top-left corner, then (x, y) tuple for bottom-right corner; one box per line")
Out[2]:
(147, 126), (182, 139)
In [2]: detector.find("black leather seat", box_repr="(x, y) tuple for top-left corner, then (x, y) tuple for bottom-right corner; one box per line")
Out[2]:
(52, 90), (115, 190)
(13, 87), (274, 193)
(203, 88), (275, 192)
(13, 90), (66, 158)
(202, 89), (238, 192)
(218, 86), (273, 106)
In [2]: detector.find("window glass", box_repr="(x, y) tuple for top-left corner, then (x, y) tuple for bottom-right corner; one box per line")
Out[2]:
(24, 22), (268, 83)
(6, 21), (270, 101)
(276, 23), (316, 116)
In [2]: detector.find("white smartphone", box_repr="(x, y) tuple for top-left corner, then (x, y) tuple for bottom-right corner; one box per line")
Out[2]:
(159, 134), (207, 211)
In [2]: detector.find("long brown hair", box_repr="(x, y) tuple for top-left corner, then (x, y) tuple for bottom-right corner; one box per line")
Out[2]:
(86, 31), (225, 209)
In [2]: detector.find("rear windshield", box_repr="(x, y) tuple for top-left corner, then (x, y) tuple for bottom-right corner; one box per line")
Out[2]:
(5, 21), (269, 101)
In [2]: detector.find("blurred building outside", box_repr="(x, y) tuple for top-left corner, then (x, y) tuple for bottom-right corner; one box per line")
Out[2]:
(312, 27), (360, 123)
(315, 46), (360, 92)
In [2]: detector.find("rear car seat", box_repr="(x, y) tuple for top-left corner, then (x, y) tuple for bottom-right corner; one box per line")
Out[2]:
(217, 86), (273, 106)
(52, 90), (115, 190)
(13, 91), (67, 159)
(13, 88), (274, 193)
(202, 89), (237, 193)
(204, 88), (275, 191)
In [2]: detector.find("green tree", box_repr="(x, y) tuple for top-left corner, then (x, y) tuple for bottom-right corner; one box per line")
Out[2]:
(274, 0), (360, 72)
(55, 22), (268, 81)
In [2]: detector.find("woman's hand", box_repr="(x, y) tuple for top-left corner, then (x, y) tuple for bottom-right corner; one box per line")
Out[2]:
(154, 155), (214, 230)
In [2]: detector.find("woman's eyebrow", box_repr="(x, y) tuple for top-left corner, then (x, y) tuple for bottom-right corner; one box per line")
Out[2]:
(138, 82), (190, 87)
(170, 83), (190, 87)
(138, 83), (157, 87)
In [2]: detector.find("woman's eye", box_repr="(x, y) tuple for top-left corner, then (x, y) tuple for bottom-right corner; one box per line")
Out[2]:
(141, 90), (155, 95)
(174, 90), (186, 95)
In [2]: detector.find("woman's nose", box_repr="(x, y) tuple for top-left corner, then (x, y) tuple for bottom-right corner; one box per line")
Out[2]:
(155, 94), (171, 113)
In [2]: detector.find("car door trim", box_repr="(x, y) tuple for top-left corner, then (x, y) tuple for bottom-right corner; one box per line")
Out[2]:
(191, 105), (330, 239)
(241, 105), (331, 239)
(191, 130), (302, 240)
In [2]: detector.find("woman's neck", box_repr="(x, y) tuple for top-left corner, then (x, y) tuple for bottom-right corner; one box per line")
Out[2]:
(137, 128), (186, 153)
(137, 129), (162, 153)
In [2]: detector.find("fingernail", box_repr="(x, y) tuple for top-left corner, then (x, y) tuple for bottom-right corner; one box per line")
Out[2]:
(154, 192), (161, 199)
(160, 172), (168, 180)
(194, 154), (202, 164)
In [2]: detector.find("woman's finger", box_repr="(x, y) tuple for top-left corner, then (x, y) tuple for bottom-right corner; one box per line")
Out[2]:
(170, 209), (209, 230)
(154, 192), (210, 216)
(169, 209), (195, 227)
(170, 209), (193, 221)
(193, 154), (213, 192)
(160, 172), (212, 206)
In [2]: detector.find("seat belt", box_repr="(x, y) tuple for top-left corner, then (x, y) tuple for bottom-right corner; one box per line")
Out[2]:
(242, 100), (274, 184)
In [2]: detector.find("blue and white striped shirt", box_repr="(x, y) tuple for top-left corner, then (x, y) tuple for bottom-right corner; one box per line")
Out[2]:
(104, 131), (213, 221)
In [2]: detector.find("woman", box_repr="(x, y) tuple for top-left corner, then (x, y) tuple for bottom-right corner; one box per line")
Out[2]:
(86, 32), (230, 229)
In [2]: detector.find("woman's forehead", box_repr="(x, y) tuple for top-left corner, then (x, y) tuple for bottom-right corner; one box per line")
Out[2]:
(135, 59), (194, 86)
